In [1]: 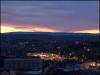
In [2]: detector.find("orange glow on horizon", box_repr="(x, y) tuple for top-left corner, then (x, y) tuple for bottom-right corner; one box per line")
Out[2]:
(74, 29), (99, 34)
(1, 26), (31, 33)
(0, 24), (99, 34)
(0, 24), (58, 33)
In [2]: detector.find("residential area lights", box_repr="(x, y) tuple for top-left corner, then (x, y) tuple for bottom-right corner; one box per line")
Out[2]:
(27, 52), (100, 70)
(27, 53), (86, 61)
(27, 53), (64, 61)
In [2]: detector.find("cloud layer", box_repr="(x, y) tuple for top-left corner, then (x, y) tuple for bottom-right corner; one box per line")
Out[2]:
(1, 1), (99, 33)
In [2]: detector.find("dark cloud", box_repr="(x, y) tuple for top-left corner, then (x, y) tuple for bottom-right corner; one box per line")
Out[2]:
(1, 1), (99, 32)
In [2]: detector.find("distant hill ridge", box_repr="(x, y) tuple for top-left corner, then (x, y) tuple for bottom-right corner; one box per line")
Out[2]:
(1, 32), (99, 35)
(1, 32), (99, 41)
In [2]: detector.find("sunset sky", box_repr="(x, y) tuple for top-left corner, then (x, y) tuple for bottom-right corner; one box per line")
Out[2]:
(1, 1), (99, 33)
